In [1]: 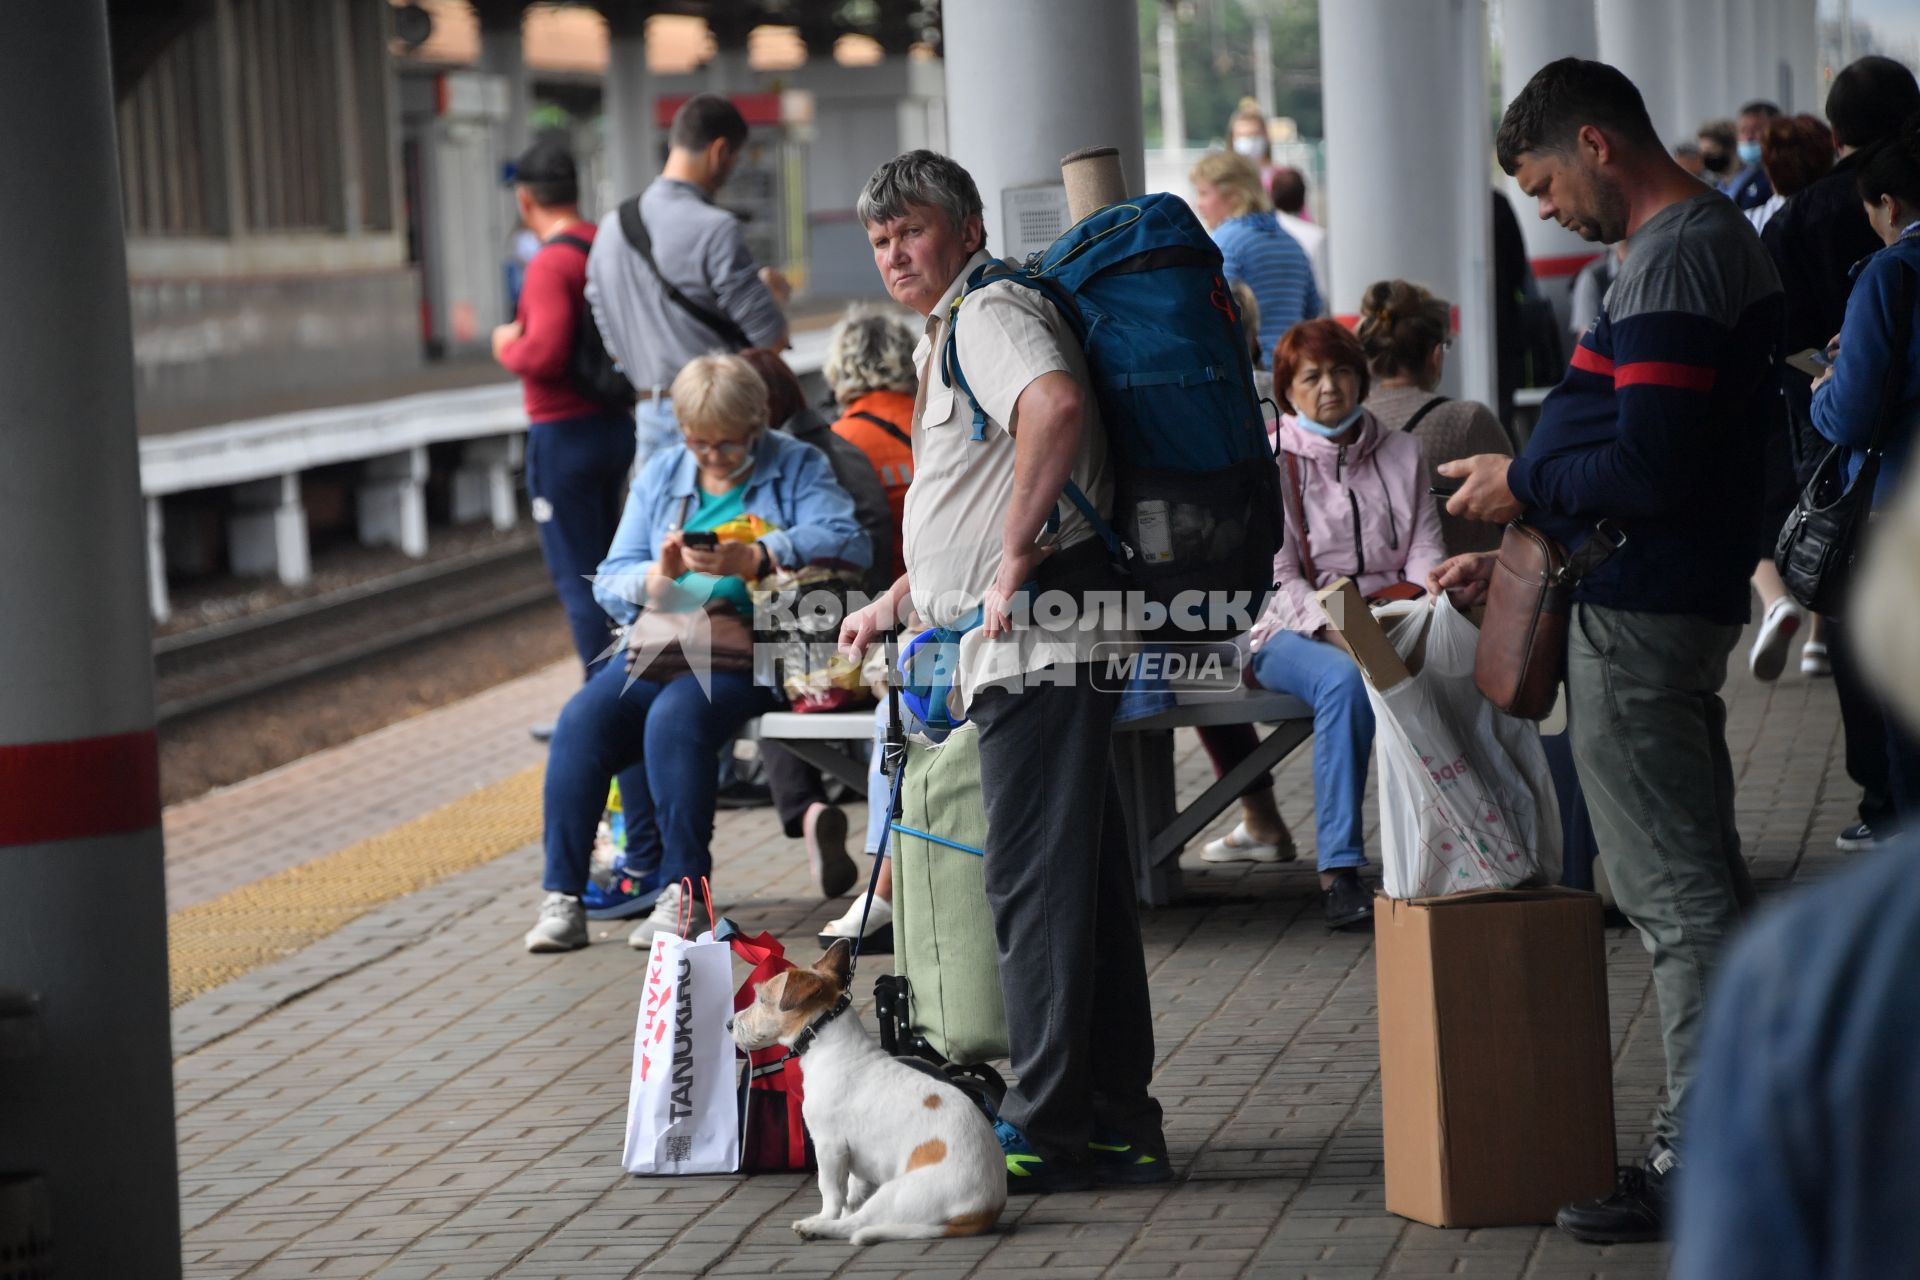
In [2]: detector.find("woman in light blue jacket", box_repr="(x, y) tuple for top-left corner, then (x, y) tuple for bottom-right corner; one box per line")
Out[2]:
(525, 354), (869, 955)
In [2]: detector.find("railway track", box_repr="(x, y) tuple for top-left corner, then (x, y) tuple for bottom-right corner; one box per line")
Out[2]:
(153, 538), (556, 723)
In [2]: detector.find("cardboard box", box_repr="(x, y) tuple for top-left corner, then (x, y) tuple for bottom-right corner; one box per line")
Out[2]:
(1374, 888), (1616, 1228)
(1313, 578), (1412, 690)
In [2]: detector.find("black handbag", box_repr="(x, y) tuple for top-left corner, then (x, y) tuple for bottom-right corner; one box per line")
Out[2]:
(1775, 259), (1915, 616)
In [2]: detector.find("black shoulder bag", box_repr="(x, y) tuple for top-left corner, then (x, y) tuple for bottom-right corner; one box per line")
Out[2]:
(547, 234), (637, 409)
(1775, 259), (1916, 617)
(616, 197), (752, 351)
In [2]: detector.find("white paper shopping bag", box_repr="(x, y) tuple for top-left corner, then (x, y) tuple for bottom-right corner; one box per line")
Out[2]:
(621, 881), (740, 1175)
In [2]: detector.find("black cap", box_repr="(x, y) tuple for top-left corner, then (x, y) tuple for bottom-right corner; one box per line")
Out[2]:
(509, 138), (577, 190)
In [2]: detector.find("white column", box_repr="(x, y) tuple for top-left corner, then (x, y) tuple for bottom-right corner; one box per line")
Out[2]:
(1157, 1), (1185, 152)
(604, 8), (656, 201)
(0, 3), (181, 1273)
(1751, 0), (1786, 106)
(358, 447), (430, 556)
(1596, 0), (1682, 142)
(452, 435), (523, 531)
(1249, 3), (1276, 118)
(477, 6), (530, 160)
(228, 473), (312, 585)
(1669, 0), (1731, 140)
(945, 0), (1146, 256)
(147, 496), (171, 623)
(1500, 0), (1602, 284)
(1784, 0), (1818, 112)
(1725, 0), (1759, 106)
(1320, 0), (1496, 407)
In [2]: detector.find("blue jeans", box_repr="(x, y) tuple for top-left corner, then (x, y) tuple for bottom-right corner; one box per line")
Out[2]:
(634, 396), (680, 466)
(542, 660), (778, 896)
(1248, 630), (1373, 872)
(525, 414), (635, 674)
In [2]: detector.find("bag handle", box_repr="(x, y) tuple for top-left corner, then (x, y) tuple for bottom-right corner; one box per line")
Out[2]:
(1401, 395), (1449, 435)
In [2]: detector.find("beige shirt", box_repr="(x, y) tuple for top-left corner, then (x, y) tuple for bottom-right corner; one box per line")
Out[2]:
(903, 249), (1124, 710)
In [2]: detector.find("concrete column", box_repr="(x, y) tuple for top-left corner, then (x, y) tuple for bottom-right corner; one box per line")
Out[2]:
(452, 435), (524, 531)
(1499, 0), (1602, 298)
(1156, 0), (1185, 152)
(944, 0), (1146, 255)
(1596, 0), (1682, 142)
(1248, 2), (1276, 118)
(358, 447), (430, 556)
(602, 4), (656, 201)
(1724, 0), (1759, 106)
(228, 473), (312, 585)
(1320, 0), (1497, 407)
(476, 0), (530, 160)
(0, 3), (181, 1274)
(705, 15), (754, 95)
(147, 496), (171, 623)
(1669, 0), (1731, 140)
(1784, 0), (1818, 112)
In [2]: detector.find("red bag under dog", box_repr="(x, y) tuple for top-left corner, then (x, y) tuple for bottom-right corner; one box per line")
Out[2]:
(722, 922), (816, 1173)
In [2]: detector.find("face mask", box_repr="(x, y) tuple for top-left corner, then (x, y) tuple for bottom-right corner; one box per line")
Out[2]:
(1232, 135), (1266, 160)
(1701, 150), (1731, 174)
(1737, 141), (1762, 167)
(1293, 405), (1365, 438)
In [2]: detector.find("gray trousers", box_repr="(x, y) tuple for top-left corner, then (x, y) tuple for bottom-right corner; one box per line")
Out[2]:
(1566, 603), (1756, 1147)
(971, 665), (1165, 1166)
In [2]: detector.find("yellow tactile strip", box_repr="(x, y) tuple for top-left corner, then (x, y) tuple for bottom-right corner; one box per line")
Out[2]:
(167, 765), (543, 1008)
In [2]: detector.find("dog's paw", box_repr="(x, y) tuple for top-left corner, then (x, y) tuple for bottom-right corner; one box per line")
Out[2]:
(791, 1215), (834, 1239)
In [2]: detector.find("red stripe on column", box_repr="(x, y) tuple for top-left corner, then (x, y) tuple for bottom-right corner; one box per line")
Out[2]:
(1616, 360), (1715, 391)
(0, 730), (160, 847)
(1531, 252), (1602, 279)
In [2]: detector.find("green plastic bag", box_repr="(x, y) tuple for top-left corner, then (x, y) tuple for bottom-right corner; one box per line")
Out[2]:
(890, 722), (1010, 1064)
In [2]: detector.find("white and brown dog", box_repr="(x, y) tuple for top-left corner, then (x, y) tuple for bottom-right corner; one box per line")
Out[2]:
(730, 939), (1006, 1245)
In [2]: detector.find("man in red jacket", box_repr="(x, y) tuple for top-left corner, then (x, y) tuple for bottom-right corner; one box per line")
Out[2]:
(493, 140), (636, 675)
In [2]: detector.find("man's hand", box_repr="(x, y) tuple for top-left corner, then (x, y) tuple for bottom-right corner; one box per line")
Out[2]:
(839, 597), (893, 663)
(982, 542), (1055, 639)
(1438, 454), (1523, 525)
(1427, 551), (1499, 607)
(759, 267), (793, 306)
(681, 540), (761, 580)
(490, 320), (522, 362)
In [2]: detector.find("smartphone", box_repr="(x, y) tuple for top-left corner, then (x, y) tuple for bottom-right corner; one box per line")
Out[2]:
(1785, 347), (1834, 378)
(681, 530), (719, 549)
(1429, 482), (1463, 498)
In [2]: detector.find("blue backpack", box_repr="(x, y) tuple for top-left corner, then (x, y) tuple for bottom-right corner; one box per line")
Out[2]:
(942, 192), (1282, 641)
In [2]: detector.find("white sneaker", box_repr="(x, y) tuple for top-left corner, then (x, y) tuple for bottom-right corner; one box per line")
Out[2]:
(819, 893), (893, 953)
(1748, 597), (1804, 682)
(1800, 640), (1831, 678)
(628, 880), (694, 950)
(524, 892), (587, 953)
(1200, 822), (1298, 864)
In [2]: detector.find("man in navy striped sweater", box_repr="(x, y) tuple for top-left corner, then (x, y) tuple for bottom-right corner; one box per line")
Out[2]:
(1430, 57), (1786, 1246)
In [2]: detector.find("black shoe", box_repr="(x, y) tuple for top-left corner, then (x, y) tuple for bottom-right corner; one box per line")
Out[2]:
(1837, 821), (1884, 853)
(714, 779), (773, 810)
(1322, 871), (1374, 930)
(1556, 1145), (1674, 1244)
(528, 721), (555, 743)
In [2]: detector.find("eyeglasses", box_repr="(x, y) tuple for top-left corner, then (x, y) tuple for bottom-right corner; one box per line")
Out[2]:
(684, 436), (751, 458)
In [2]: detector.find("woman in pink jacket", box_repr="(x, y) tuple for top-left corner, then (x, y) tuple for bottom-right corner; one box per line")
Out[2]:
(1200, 318), (1446, 929)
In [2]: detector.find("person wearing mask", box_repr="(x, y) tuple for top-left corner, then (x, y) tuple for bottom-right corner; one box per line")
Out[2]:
(1436, 57), (1785, 1243)
(490, 140), (636, 678)
(733, 346), (892, 906)
(1674, 140), (1709, 182)
(1267, 166), (1329, 303)
(1805, 128), (1920, 828)
(1227, 97), (1281, 190)
(1764, 56), (1920, 851)
(523, 354), (868, 953)
(1725, 100), (1781, 211)
(586, 94), (791, 464)
(1190, 151), (1321, 357)
(1355, 280), (1511, 555)
(1696, 119), (1738, 186)
(1194, 319), (1445, 928)
(1745, 113), (1838, 682)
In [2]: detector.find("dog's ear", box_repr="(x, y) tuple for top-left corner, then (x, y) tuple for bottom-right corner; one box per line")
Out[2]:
(817, 938), (854, 989)
(778, 969), (828, 1012)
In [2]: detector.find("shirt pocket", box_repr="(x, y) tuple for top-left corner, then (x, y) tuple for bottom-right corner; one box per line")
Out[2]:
(922, 379), (954, 428)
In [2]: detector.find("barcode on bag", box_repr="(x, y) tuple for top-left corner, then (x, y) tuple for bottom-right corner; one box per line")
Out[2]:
(666, 1135), (692, 1164)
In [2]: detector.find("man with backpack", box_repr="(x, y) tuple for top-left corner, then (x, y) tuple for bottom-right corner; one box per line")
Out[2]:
(838, 150), (1171, 1197)
(586, 93), (791, 463)
(493, 139), (636, 675)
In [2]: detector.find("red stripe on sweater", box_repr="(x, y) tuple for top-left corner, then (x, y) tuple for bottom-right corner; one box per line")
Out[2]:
(1568, 345), (1615, 377)
(1615, 360), (1716, 391)
(0, 730), (160, 847)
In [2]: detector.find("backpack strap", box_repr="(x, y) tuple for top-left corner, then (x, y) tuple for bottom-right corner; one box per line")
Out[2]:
(1401, 394), (1449, 435)
(850, 409), (912, 449)
(546, 232), (592, 257)
(617, 196), (753, 351)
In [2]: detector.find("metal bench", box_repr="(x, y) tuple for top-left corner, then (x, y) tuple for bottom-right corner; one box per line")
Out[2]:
(755, 679), (1312, 908)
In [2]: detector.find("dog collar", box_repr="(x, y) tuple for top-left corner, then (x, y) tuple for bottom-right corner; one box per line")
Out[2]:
(787, 993), (853, 1059)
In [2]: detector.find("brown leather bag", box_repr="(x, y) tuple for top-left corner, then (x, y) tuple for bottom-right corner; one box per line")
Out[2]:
(1473, 520), (1624, 719)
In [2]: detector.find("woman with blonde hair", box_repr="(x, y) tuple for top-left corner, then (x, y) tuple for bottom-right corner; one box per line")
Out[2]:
(1356, 279), (1512, 555)
(1191, 150), (1321, 357)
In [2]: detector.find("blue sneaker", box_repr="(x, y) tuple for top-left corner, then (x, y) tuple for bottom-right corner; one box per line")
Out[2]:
(582, 867), (663, 920)
(995, 1119), (1094, 1195)
(1088, 1128), (1173, 1185)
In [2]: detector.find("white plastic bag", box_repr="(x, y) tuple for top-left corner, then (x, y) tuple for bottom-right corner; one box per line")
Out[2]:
(622, 884), (740, 1174)
(1368, 594), (1563, 899)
